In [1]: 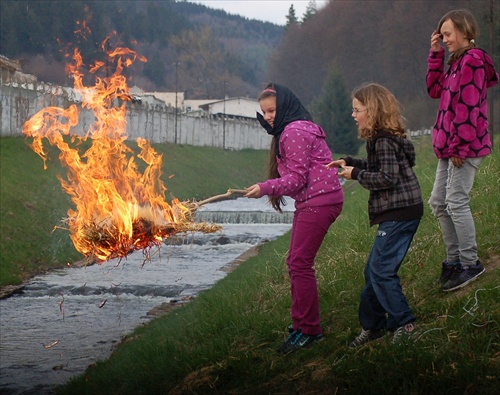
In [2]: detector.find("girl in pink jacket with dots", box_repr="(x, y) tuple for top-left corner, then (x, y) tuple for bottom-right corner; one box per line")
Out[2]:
(245, 83), (344, 354)
(426, 9), (498, 292)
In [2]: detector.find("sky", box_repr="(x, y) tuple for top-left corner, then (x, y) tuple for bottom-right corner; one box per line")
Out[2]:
(191, 0), (329, 26)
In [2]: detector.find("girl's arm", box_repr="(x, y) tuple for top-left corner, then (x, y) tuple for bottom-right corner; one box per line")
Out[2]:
(427, 48), (446, 99)
(355, 139), (399, 191)
(347, 157), (368, 169)
(258, 128), (312, 197)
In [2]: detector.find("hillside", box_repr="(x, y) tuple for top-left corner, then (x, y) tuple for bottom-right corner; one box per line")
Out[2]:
(1, 1), (497, 130)
(0, 0), (283, 99)
(268, 0), (499, 130)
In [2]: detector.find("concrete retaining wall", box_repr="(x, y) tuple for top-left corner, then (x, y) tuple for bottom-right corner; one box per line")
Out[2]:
(0, 82), (271, 151)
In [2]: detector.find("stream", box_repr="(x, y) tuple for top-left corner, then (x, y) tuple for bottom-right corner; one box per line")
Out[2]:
(0, 197), (293, 394)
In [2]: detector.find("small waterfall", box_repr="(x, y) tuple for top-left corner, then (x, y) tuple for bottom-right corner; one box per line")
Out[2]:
(195, 196), (295, 225)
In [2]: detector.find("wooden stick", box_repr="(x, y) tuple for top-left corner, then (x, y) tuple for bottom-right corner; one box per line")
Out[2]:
(195, 188), (247, 207)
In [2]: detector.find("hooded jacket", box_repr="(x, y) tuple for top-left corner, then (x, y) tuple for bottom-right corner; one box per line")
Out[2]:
(345, 131), (423, 226)
(256, 83), (313, 158)
(426, 48), (499, 159)
(258, 119), (344, 210)
(256, 84), (343, 210)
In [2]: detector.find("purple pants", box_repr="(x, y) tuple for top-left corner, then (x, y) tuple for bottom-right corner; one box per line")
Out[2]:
(287, 203), (342, 335)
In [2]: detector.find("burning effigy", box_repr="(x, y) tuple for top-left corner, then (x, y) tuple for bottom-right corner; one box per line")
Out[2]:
(22, 40), (230, 263)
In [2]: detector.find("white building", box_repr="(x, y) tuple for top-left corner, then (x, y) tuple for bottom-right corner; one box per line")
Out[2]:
(197, 97), (260, 120)
(130, 87), (260, 121)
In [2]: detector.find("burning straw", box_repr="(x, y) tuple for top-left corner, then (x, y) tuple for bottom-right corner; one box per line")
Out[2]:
(21, 38), (248, 263)
(75, 189), (247, 262)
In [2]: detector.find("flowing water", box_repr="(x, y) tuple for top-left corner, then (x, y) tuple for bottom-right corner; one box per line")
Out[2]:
(0, 197), (293, 394)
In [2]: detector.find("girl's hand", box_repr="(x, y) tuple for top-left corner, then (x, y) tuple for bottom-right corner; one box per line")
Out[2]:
(451, 156), (465, 168)
(338, 166), (354, 180)
(244, 184), (261, 198)
(431, 30), (442, 52)
(326, 159), (346, 169)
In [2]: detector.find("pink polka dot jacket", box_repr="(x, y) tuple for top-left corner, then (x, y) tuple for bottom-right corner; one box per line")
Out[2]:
(258, 120), (344, 210)
(427, 48), (499, 159)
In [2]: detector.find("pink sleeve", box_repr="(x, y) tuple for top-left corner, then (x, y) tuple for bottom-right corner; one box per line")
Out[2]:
(427, 48), (445, 99)
(258, 127), (312, 197)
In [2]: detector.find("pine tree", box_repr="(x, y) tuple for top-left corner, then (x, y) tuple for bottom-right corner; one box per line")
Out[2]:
(285, 5), (299, 29)
(302, 0), (317, 23)
(310, 66), (361, 155)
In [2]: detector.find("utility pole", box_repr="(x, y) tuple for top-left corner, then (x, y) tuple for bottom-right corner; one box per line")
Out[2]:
(173, 62), (180, 144)
(222, 81), (227, 149)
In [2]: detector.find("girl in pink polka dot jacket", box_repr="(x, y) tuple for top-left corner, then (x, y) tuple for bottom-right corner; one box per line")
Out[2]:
(427, 9), (498, 292)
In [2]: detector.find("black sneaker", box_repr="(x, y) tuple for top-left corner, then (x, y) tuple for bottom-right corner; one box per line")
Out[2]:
(443, 261), (485, 292)
(392, 322), (417, 344)
(276, 328), (299, 353)
(438, 260), (459, 284)
(281, 329), (324, 355)
(349, 328), (385, 349)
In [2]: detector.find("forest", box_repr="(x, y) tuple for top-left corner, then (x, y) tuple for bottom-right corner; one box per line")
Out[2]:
(1, 0), (498, 132)
(0, 0), (283, 99)
(270, 0), (499, 130)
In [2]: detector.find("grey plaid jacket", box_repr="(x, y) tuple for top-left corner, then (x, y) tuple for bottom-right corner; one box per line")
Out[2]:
(345, 130), (423, 226)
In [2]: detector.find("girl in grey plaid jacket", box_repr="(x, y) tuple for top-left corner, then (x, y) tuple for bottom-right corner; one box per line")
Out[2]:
(327, 82), (423, 347)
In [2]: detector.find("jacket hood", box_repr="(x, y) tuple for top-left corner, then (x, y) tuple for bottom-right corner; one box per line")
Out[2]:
(468, 49), (499, 88)
(373, 130), (416, 167)
(290, 120), (327, 140)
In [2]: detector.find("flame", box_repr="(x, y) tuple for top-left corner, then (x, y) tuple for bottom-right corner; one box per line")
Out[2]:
(22, 43), (218, 262)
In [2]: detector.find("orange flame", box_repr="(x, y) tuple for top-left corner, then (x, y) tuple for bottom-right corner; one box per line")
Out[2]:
(22, 43), (210, 262)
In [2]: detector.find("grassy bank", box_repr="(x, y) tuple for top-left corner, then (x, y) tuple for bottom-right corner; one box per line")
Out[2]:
(53, 136), (499, 394)
(0, 136), (268, 287)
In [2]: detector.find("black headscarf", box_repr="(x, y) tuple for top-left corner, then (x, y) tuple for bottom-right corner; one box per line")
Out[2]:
(256, 83), (313, 157)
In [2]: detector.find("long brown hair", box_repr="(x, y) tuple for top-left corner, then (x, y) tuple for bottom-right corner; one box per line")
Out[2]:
(267, 139), (286, 212)
(437, 9), (478, 64)
(352, 83), (407, 140)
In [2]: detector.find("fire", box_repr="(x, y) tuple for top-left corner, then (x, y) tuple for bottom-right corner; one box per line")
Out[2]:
(22, 42), (220, 262)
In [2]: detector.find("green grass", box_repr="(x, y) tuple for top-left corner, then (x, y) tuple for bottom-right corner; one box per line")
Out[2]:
(52, 136), (499, 394)
(0, 138), (80, 284)
(1, 135), (498, 393)
(0, 136), (268, 286)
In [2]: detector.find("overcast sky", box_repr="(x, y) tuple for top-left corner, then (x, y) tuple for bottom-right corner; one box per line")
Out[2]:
(191, 0), (329, 26)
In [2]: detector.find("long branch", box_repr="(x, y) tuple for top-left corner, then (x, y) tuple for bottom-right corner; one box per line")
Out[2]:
(195, 189), (247, 206)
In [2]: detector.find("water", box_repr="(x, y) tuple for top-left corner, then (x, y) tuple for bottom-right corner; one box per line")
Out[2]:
(0, 197), (293, 394)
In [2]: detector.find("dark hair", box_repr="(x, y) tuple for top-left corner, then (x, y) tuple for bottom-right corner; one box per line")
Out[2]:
(258, 84), (277, 102)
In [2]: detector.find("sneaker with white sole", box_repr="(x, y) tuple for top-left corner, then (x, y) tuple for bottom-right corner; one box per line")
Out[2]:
(276, 328), (299, 353)
(349, 328), (385, 349)
(443, 261), (485, 292)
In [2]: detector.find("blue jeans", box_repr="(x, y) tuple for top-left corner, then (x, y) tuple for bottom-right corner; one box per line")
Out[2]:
(358, 220), (420, 331)
(428, 158), (483, 265)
